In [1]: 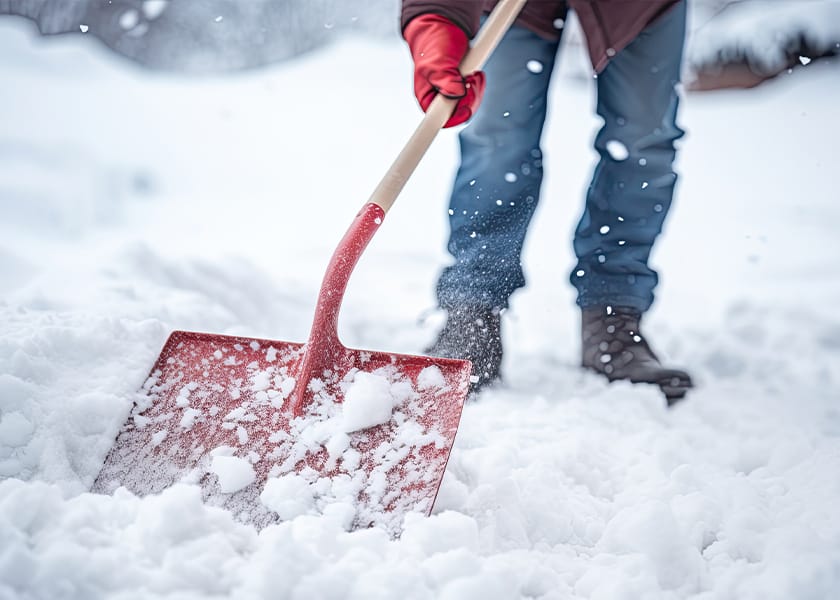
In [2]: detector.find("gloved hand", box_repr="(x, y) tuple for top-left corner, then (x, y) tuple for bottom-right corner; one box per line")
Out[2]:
(403, 14), (486, 128)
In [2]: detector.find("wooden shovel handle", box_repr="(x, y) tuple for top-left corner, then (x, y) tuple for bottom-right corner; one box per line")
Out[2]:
(368, 0), (528, 214)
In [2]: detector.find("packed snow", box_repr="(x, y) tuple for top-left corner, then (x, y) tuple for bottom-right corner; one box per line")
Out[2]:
(210, 454), (256, 494)
(341, 371), (399, 431)
(1, 14), (840, 600)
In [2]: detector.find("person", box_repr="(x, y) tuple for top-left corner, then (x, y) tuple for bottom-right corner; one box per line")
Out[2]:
(401, 0), (694, 403)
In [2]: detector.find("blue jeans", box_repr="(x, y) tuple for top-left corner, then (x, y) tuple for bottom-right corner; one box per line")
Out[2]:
(436, 2), (687, 314)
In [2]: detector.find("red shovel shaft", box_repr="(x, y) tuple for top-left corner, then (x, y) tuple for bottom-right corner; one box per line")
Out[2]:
(291, 203), (385, 416)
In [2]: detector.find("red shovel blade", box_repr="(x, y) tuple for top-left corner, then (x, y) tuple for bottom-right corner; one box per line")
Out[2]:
(92, 330), (471, 534)
(94, 203), (472, 534)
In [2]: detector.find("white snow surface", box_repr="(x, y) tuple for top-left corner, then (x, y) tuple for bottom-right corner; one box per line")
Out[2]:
(1, 18), (840, 600)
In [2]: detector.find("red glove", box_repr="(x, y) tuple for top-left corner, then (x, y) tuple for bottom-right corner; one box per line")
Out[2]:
(403, 14), (486, 128)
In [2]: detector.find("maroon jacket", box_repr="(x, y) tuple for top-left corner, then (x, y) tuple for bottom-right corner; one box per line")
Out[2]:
(401, 0), (679, 72)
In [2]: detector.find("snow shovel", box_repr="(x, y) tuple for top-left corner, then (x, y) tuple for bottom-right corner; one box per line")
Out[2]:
(92, 0), (528, 535)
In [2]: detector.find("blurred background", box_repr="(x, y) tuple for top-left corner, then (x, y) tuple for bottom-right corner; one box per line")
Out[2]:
(1, 0), (837, 256)
(3, 0), (839, 83)
(1, 0), (838, 317)
(1, 0), (839, 324)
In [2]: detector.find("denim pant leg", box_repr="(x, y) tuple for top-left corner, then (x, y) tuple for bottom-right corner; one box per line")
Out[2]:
(436, 25), (562, 311)
(570, 1), (687, 313)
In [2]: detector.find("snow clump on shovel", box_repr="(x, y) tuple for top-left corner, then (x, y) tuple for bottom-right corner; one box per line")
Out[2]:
(341, 370), (399, 432)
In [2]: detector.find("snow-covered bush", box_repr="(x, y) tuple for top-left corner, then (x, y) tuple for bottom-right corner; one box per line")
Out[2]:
(687, 0), (840, 89)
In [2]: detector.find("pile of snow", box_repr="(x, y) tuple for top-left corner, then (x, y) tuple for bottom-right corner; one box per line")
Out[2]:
(210, 454), (256, 494)
(341, 370), (399, 431)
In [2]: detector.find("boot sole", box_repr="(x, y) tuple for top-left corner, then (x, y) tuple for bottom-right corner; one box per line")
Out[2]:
(583, 366), (693, 406)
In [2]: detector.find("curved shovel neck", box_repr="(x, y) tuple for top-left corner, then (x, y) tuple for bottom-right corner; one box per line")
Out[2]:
(291, 202), (386, 415)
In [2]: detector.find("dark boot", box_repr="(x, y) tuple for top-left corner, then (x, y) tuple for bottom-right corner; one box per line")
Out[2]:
(581, 306), (693, 404)
(425, 306), (503, 394)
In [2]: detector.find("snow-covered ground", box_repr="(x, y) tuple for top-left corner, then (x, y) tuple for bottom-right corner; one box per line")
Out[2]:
(1, 16), (839, 600)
